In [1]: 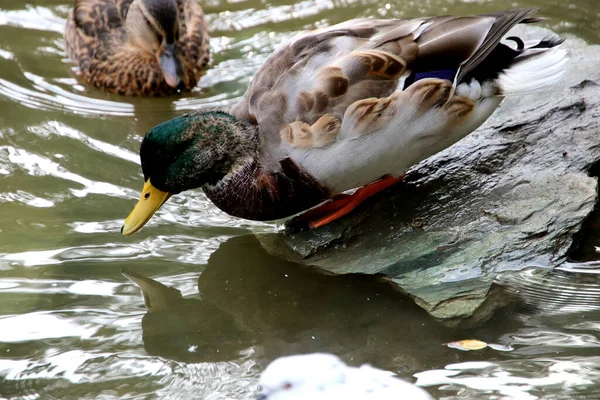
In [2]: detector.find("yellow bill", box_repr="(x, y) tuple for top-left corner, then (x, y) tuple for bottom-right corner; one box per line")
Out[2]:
(121, 180), (171, 237)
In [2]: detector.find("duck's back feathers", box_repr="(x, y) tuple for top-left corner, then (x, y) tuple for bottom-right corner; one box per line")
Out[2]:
(71, 0), (130, 36)
(232, 8), (550, 127)
(229, 8), (566, 196)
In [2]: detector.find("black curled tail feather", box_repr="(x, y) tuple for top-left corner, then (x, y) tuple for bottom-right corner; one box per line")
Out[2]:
(462, 32), (566, 90)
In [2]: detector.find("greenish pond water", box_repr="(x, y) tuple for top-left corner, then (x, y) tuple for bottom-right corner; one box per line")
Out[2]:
(1, 0), (600, 398)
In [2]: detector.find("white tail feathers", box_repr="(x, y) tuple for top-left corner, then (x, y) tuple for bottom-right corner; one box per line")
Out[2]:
(496, 44), (568, 95)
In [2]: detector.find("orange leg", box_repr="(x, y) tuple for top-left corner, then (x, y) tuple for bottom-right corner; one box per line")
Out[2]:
(292, 174), (405, 230)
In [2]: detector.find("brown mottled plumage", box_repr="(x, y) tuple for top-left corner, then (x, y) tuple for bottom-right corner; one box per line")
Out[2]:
(64, 0), (209, 96)
(121, 9), (567, 236)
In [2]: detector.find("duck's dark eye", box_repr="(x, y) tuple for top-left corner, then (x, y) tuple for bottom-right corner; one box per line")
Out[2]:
(282, 382), (292, 390)
(142, 14), (163, 43)
(144, 192), (151, 199)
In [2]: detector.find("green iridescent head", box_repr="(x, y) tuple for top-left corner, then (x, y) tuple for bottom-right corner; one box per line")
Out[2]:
(122, 111), (255, 236)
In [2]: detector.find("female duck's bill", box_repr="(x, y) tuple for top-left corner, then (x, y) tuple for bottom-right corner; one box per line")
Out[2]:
(159, 43), (184, 89)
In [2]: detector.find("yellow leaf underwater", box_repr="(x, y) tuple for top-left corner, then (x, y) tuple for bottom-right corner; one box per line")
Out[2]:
(445, 339), (488, 351)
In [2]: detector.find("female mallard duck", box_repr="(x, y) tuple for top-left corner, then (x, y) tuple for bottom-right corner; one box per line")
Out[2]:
(64, 0), (209, 96)
(121, 8), (566, 235)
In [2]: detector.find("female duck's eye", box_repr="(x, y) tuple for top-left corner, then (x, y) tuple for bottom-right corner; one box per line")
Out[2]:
(142, 15), (162, 44)
(144, 192), (150, 199)
(282, 382), (292, 390)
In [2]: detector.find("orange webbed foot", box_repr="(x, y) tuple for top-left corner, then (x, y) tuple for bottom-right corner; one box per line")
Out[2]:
(288, 174), (405, 231)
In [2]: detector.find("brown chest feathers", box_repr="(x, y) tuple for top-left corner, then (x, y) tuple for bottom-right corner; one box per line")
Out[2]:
(202, 158), (331, 221)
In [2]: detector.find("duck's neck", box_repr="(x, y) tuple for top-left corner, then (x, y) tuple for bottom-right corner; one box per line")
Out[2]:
(203, 157), (331, 222)
(198, 113), (331, 221)
(207, 114), (260, 183)
(176, 111), (260, 189)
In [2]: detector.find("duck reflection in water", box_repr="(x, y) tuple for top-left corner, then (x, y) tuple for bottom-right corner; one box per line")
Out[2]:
(123, 235), (478, 373)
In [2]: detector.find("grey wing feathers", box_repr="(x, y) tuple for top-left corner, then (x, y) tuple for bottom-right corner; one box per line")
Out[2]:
(232, 8), (542, 124)
(230, 19), (419, 123)
(230, 8), (544, 158)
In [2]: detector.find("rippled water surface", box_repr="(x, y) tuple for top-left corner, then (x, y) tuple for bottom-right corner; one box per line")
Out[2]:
(1, 0), (600, 399)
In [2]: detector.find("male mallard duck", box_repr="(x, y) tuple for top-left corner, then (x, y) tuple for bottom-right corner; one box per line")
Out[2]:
(64, 0), (209, 96)
(121, 8), (566, 235)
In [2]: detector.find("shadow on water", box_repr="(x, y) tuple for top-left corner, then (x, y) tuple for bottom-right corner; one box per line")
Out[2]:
(120, 234), (600, 398)
(124, 235), (469, 375)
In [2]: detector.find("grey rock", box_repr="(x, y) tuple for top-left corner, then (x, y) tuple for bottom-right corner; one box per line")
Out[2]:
(256, 29), (600, 327)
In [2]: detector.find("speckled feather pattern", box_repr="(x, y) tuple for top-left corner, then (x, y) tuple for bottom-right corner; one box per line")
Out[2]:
(139, 10), (565, 222)
(203, 157), (331, 221)
(64, 0), (209, 95)
(225, 9), (565, 199)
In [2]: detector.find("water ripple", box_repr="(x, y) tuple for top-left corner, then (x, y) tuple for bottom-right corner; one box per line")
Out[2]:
(1, 146), (131, 199)
(416, 358), (597, 399)
(0, 313), (97, 343)
(496, 265), (600, 314)
(0, 233), (237, 268)
(155, 358), (259, 400)
(208, 0), (343, 31)
(0, 1), (599, 399)
(0, 278), (120, 296)
(0, 190), (55, 208)
(0, 75), (135, 117)
(0, 6), (65, 33)
(42, 121), (139, 164)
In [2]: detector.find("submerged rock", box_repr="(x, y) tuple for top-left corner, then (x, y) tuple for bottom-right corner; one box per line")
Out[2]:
(257, 29), (600, 327)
